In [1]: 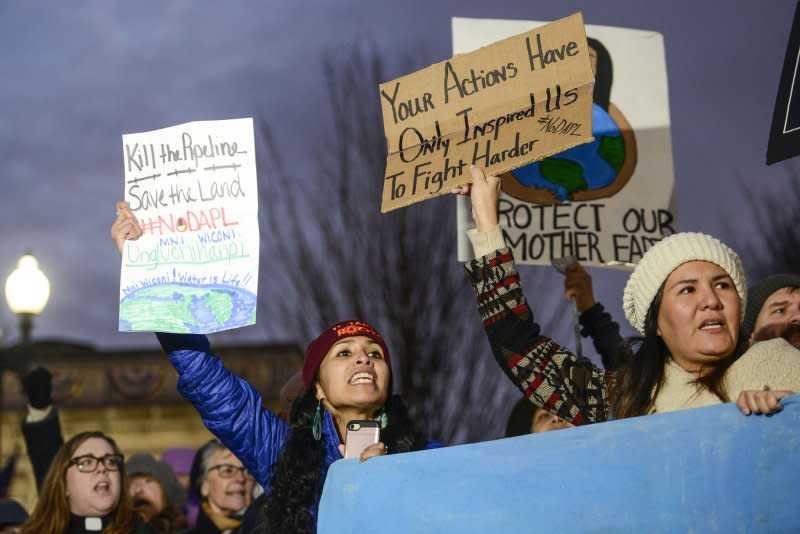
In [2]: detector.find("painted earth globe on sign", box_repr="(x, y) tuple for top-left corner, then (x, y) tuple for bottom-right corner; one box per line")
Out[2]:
(502, 37), (638, 204)
(119, 284), (257, 333)
(502, 103), (637, 204)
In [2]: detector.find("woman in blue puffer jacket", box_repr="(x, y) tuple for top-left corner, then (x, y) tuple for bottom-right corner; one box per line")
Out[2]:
(112, 202), (441, 533)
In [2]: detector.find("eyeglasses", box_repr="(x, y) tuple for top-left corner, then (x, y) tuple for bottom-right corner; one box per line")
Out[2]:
(208, 464), (253, 480)
(68, 454), (124, 473)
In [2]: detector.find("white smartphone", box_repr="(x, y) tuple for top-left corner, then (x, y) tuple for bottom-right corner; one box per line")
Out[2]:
(344, 420), (380, 459)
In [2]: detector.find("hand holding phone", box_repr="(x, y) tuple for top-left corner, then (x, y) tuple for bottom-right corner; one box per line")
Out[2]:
(344, 420), (380, 459)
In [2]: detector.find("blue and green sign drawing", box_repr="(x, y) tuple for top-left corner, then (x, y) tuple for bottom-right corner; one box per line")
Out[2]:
(120, 118), (260, 334)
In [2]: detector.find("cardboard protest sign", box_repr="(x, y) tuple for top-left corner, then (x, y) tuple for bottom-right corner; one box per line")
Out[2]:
(119, 118), (259, 333)
(455, 18), (676, 268)
(379, 12), (595, 213)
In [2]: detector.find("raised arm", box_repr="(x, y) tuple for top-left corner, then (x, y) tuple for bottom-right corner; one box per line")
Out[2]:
(156, 333), (289, 489)
(111, 201), (287, 488)
(563, 263), (627, 371)
(456, 167), (611, 425)
(20, 367), (64, 491)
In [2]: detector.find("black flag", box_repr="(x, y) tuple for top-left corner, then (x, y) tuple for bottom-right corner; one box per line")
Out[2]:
(767, 1), (800, 165)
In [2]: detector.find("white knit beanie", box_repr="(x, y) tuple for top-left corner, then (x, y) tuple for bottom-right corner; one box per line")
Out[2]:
(622, 232), (747, 334)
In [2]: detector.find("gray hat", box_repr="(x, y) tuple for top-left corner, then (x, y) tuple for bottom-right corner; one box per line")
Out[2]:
(126, 453), (186, 510)
(742, 274), (800, 336)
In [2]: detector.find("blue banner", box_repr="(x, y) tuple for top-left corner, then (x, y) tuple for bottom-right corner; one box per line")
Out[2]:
(319, 397), (800, 532)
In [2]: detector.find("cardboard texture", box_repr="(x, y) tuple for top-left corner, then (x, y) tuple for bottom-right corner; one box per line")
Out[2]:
(379, 12), (594, 212)
(454, 18), (675, 268)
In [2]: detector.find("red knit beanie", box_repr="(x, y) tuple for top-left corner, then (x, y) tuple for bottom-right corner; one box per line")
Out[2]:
(302, 320), (391, 389)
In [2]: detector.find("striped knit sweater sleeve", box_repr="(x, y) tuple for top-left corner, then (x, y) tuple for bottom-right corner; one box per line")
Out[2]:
(465, 246), (612, 425)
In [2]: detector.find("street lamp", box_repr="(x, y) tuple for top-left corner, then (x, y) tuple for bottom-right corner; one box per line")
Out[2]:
(5, 253), (50, 346)
(1, 253), (50, 458)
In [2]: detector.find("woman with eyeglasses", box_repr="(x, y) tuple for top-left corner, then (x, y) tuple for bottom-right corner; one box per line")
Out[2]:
(184, 440), (254, 534)
(21, 431), (150, 534)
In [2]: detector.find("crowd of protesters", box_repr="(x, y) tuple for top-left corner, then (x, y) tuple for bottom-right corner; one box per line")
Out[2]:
(0, 164), (797, 533)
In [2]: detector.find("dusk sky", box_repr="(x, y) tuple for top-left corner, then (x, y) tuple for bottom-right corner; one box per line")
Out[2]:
(1, 1), (797, 355)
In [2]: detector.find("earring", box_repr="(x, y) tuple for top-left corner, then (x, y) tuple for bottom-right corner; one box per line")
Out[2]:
(377, 408), (388, 429)
(312, 400), (322, 440)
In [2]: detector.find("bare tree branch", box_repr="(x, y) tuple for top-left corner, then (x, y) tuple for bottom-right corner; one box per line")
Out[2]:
(255, 40), (562, 443)
(729, 167), (800, 282)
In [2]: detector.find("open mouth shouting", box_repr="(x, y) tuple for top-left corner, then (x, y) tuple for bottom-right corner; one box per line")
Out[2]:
(349, 371), (376, 385)
(698, 318), (725, 332)
(94, 480), (112, 495)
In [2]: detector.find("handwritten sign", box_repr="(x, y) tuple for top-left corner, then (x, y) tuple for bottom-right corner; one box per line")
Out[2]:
(119, 118), (259, 334)
(455, 18), (677, 268)
(379, 12), (594, 213)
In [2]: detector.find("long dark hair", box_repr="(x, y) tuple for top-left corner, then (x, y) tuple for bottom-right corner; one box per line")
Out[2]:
(259, 386), (425, 533)
(505, 396), (537, 437)
(587, 37), (612, 111)
(612, 285), (748, 419)
(22, 431), (139, 534)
